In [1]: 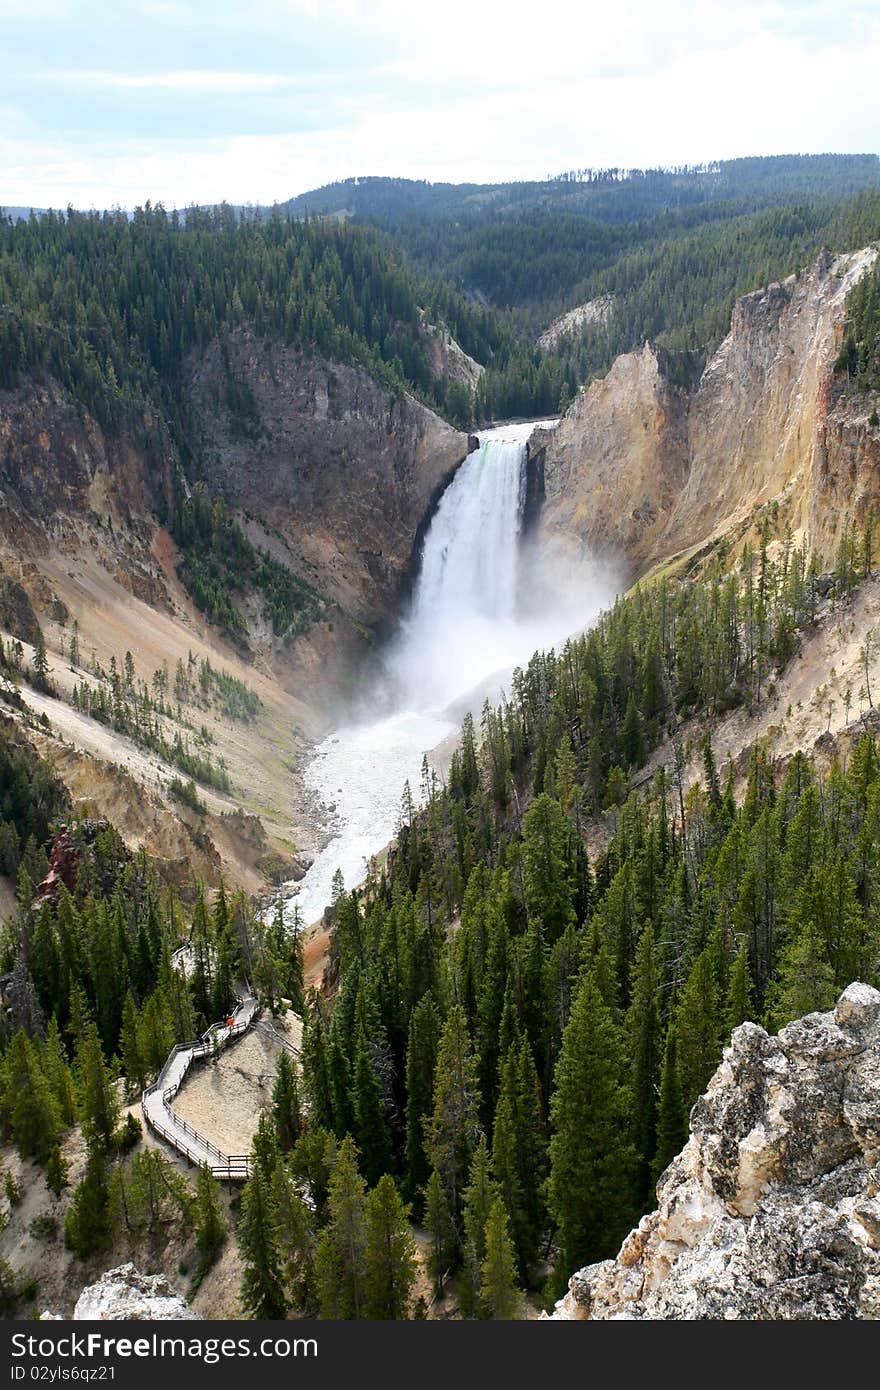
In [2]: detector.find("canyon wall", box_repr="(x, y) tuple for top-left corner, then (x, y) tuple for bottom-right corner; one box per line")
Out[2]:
(534, 248), (880, 576)
(183, 329), (474, 628)
(0, 341), (472, 890)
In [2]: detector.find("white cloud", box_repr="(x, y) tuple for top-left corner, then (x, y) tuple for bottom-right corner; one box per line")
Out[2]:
(48, 68), (293, 91)
(2, 0), (879, 206)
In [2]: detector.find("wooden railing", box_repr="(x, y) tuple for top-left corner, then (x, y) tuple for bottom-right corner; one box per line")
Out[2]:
(141, 991), (259, 1180)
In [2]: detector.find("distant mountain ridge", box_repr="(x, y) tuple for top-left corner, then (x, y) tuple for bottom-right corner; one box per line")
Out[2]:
(281, 154), (880, 224)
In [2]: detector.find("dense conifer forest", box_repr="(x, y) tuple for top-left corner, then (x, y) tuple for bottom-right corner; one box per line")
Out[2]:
(5, 155), (880, 438)
(3, 496), (879, 1315)
(287, 156), (880, 402)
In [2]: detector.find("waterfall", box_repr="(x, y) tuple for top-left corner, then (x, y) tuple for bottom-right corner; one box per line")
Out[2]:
(413, 433), (527, 625)
(392, 423), (536, 710)
(291, 415), (620, 929)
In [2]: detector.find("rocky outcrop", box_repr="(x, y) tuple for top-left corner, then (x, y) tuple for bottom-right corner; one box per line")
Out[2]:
(42, 1265), (199, 1320)
(421, 317), (485, 390)
(183, 329), (475, 627)
(33, 819), (118, 905)
(552, 983), (880, 1320)
(531, 342), (689, 567)
(537, 294), (615, 353)
(536, 248), (879, 576)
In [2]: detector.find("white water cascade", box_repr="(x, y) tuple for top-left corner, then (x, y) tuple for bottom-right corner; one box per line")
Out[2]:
(392, 423), (533, 711)
(288, 418), (610, 930)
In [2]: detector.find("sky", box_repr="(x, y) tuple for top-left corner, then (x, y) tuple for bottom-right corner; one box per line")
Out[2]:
(1, 0), (879, 210)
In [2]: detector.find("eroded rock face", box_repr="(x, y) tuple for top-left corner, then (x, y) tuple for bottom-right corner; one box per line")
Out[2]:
(552, 983), (880, 1320)
(42, 1264), (200, 1320)
(183, 329), (474, 627)
(536, 249), (880, 576)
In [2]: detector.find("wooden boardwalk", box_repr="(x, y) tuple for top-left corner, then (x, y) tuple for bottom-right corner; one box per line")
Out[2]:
(141, 989), (260, 1180)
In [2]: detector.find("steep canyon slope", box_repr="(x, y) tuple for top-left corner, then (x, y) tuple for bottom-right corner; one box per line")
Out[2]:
(0, 345), (472, 892)
(532, 248), (880, 576)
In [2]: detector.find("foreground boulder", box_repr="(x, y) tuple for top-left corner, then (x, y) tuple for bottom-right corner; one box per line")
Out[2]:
(42, 1264), (199, 1320)
(552, 983), (880, 1320)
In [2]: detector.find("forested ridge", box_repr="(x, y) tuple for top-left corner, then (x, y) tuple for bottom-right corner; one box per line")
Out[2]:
(5, 156), (880, 441)
(286, 159), (880, 411)
(0, 203), (499, 435)
(285, 156), (880, 228)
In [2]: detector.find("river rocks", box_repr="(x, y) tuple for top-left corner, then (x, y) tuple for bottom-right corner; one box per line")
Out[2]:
(551, 983), (880, 1320)
(42, 1265), (200, 1320)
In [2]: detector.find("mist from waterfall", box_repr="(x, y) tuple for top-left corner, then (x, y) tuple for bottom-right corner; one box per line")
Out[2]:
(388, 419), (612, 714)
(290, 419), (618, 927)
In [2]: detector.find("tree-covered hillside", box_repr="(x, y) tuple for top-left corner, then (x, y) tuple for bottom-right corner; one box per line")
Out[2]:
(227, 512), (880, 1316)
(0, 204), (508, 633)
(4, 160), (880, 435)
(0, 203), (499, 440)
(282, 158), (880, 411)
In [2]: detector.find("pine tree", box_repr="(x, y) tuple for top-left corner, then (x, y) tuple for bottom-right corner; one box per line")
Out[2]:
(251, 1111), (280, 1188)
(548, 967), (636, 1280)
(491, 1037), (545, 1280)
(427, 1005), (481, 1228)
(196, 1163), (227, 1259)
(64, 1146), (111, 1257)
(652, 1023), (687, 1184)
(272, 1049), (303, 1153)
(315, 1136), (368, 1319)
(725, 942), (754, 1032)
(423, 1169), (456, 1296)
(676, 948), (722, 1110)
(351, 1013), (393, 1186)
(46, 1144), (68, 1198)
(460, 1134), (499, 1316)
(522, 793), (575, 942)
(364, 1174), (417, 1319)
(300, 1000), (335, 1133)
(479, 1198), (522, 1319)
(44, 1017), (77, 1127)
(765, 920), (837, 1031)
(4, 1030), (60, 1163)
(32, 627), (51, 693)
(74, 1018), (119, 1151)
(270, 1158), (316, 1314)
(239, 1170), (286, 1319)
(621, 693), (645, 770)
(119, 991), (145, 1095)
(403, 992), (440, 1207)
(626, 927), (660, 1206)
